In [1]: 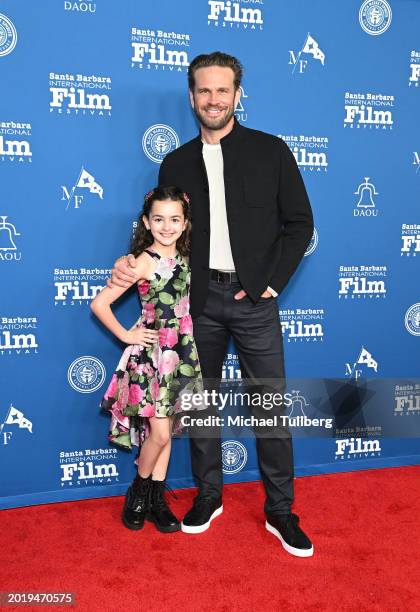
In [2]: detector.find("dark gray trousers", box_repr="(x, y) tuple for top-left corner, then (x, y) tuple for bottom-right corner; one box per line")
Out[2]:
(190, 279), (294, 515)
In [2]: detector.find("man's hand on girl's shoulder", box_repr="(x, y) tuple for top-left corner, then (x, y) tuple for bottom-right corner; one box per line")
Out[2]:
(107, 254), (138, 288)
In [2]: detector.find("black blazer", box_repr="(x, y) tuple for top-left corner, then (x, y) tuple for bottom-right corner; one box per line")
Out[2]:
(158, 118), (314, 318)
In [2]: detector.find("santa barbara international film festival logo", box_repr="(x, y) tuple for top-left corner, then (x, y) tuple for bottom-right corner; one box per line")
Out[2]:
(344, 92), (394, 130)
(0, 13), (17, 57)
(401, 224), (420, 257)
(68, 356), (106, 393)
(1, 404), (32, 446)
(279, 307), (325, 343)
(338, 264), (387, 300)
(359, 0), (392, 36)
(289, 33), (325, 74)
(222, 440), (248, 474)
(0, 216), (21, 262)
(208, 0), (264, 31)
(404, 303), (420, 336)
(131, 26), (190, 71)
(279, 134), (328, 173)
(59, 448), (119, 488)
(142, 124), (180, 164)
(345, 346), (378, 380)
(335, 437), (381, 460)
(353, 177), (380, 217)
(0, 316), (38, 355)
(394, 383), (420, 417)
(61, 166), (103, 210)
(49, 71), (112, 116)
(53, 266), (110, 306)
(0, 119), (32, 163)
(409, 50), (420, 88)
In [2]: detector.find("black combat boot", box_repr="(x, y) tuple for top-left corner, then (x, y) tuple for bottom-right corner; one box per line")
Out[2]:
(121, 474), (151, 530)
(148, 479), (181, 533)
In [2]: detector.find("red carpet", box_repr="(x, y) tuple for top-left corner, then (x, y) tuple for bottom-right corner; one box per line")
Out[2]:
(1, 466), (419, 612)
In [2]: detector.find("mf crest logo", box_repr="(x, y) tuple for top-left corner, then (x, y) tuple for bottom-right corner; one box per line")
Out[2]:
(413, 151), (420, 174)
(345, 346), (378, 379)
(1, 404), (33, 446)
(61, 167), (103, 210)
(289, 33), (325, 74)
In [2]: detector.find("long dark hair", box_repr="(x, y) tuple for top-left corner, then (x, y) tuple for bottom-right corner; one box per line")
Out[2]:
(130, 186), (192, 257)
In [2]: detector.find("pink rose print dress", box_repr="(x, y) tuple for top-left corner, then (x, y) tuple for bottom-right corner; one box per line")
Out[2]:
(100, 249), (203, 460)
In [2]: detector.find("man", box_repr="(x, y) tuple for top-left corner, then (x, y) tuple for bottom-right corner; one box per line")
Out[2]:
(111, 52), (314, 557)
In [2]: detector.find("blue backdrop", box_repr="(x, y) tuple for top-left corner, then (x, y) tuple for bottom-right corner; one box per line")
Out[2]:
(1, 0), (419, 509)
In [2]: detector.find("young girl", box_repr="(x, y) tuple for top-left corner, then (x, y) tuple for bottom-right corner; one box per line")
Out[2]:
(91, 186), (203, 534)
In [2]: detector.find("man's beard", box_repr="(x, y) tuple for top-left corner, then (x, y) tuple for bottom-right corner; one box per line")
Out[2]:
(193, 102), (235, 131)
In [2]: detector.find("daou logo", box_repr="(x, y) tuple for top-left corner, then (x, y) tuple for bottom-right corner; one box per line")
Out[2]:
(64, 2), (96, 13)
(0, 216), (21, 262)
(353, 177), (379, 217)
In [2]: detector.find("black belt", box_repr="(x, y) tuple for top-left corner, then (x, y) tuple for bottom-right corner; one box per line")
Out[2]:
(209, 269), (239, 283)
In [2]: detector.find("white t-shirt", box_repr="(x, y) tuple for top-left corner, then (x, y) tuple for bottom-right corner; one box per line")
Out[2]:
(202, 142), (235, 272)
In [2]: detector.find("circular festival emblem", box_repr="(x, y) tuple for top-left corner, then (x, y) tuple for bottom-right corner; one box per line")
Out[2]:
(0, 14), (17, 57)
(142, 124), (180, 164)
(359, 0), (392, 36)
(404, 303), (420, 337)
(221, 440), (248, 475)
(68, 356), (106, 393)
(304, 227), (318, 257)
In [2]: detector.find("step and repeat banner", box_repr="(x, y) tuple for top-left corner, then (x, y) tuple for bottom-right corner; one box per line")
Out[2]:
(1, 0), (419, 509)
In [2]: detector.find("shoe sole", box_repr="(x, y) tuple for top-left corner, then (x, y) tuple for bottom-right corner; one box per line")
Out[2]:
(265, 521), (314, 557)
(181, 505), (223, 534)
(146, 516), (181, 533)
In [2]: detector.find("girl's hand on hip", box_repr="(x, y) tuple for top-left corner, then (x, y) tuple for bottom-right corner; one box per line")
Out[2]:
(124, 327), (159, 347)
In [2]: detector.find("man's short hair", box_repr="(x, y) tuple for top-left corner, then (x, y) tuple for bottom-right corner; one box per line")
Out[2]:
(188, 51), (243, 91)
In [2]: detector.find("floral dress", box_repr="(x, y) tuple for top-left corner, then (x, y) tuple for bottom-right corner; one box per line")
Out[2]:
(100, 249), (203, 459)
